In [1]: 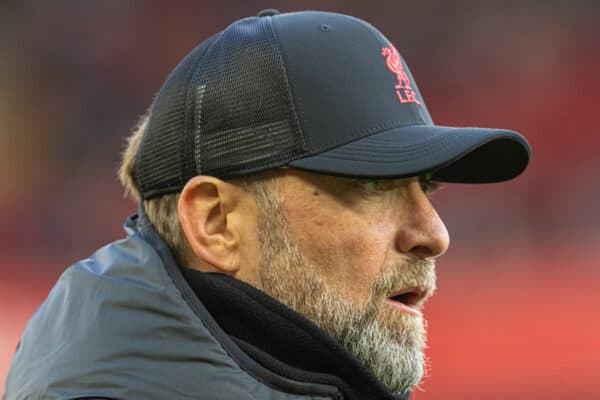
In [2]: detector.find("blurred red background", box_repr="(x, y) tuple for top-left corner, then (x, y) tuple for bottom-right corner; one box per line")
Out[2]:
(1, 1), (599, 398)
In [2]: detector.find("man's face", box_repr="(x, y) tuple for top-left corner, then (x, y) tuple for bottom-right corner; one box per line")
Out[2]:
(252, 169), (449, 395)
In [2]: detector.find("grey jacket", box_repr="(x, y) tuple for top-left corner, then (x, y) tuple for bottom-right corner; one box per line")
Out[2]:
(4, 211), (408, 400)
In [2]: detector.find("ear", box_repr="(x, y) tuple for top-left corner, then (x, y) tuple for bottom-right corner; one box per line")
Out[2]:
(178, 176), (246, 275)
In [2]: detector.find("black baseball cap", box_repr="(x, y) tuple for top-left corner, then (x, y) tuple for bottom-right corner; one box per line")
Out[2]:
(133, 9), (530, 200)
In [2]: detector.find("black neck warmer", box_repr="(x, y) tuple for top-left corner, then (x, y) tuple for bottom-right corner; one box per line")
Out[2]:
(181, 268), (410, 400)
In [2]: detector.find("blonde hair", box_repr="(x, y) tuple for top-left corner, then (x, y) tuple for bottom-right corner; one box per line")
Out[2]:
(118, 111), (276, 268)
(117, 111), (190, 266)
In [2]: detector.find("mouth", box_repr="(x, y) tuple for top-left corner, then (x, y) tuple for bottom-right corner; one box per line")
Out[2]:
(385, 287), (427, 316)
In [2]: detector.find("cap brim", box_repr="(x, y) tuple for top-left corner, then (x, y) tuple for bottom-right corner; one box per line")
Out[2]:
(287, 124), (530, 183)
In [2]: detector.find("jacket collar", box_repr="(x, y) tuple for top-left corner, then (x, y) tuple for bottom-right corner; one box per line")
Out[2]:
(135, 206), (411, 400)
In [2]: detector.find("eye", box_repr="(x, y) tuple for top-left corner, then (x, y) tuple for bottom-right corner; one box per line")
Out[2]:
(359, 179), (387, 193)
(419, 177), (441, 195)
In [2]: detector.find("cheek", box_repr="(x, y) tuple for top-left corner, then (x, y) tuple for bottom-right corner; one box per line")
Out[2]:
(338, 218), (394, 280)
(236, 196), (263, 287)
(288, 205), (394, 295)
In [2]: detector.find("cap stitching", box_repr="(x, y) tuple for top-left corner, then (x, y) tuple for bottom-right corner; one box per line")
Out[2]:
(270, 15), (312, 150)
(334, 136), (455, 156)
(266, 15), (308, 154)
(189, 32), (224, 176)
(307, 119), (430, 157)
(314, 133), (460, 162)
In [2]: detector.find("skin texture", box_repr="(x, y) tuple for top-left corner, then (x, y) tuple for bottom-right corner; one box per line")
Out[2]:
(178, 168), (450, 394)
(178, 175), (263, 287)
(272, 169), (449, 306)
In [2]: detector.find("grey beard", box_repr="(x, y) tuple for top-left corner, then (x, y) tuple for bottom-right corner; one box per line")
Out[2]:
(259, 256), (426, 395)
(255, 191), (430, 395)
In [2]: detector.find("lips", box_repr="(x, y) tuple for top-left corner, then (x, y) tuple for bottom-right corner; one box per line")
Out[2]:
(386, 287), (428, 316)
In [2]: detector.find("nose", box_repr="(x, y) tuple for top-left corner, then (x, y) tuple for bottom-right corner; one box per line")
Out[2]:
(394, 181), (450, 259)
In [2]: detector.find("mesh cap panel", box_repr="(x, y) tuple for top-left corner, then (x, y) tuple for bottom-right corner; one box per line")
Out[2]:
(132, 11), (530, 200)
(135, 16), (305, 200)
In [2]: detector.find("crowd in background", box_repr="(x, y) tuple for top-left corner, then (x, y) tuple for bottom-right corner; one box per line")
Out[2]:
(1, 1), (599, 262)
(2, 1), (598, 264)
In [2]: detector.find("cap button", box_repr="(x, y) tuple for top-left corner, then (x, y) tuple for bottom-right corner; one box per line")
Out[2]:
(257, 9), (280, 17)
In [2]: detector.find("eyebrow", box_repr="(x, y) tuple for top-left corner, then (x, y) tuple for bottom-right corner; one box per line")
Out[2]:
(419, 174), (443, 194)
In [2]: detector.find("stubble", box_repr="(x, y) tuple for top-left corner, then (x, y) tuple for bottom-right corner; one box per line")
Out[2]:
(253, 184), (436, 395)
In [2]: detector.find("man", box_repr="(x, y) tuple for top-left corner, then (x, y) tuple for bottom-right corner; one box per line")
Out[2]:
(4, 10), (530, 400)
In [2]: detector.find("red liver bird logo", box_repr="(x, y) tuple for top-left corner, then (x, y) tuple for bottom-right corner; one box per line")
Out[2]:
(381, 44), (421, 105)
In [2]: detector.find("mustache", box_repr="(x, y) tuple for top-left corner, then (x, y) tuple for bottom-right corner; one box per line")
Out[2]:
(369, 257), (437, 304)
